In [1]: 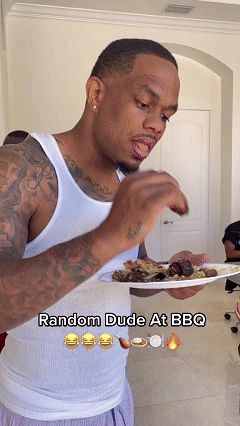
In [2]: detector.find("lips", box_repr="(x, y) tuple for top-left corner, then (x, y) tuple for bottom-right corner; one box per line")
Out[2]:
(131, 137), (156, 160)
(132, 141), (152, 160)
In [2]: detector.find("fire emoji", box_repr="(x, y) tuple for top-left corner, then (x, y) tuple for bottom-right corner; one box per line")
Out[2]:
(166, 333), (181, 350)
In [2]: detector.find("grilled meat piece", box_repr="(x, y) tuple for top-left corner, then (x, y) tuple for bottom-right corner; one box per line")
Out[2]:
(168, 259), (194, 277)
(199, 268), (217, 277)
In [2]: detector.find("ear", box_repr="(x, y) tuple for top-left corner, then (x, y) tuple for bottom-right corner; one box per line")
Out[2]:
(86, 76), (105, 111)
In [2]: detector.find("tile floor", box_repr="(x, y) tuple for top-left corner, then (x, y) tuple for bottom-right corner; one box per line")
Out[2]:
(127, 279), (240, 426)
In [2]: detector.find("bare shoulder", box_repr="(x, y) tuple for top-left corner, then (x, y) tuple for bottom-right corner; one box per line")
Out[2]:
(0, 135), (58, 204)
(0, 137), (58, 258)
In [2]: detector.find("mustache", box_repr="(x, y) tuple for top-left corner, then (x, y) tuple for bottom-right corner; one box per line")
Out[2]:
(132, 134), (157, 143)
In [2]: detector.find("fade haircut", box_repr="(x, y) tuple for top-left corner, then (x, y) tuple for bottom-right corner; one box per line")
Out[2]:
(90, 38), (178, 80)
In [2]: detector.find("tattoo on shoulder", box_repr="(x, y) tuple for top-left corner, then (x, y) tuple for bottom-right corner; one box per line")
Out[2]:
(0, 149), (30, 257)
(26, 163), (57, 202)
(8, 138), (58, 203)
(0, 150), (29, 211)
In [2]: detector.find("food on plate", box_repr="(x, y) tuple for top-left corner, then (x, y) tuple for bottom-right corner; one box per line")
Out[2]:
(124, 259), (164, 274)
(111, 259), (218, 282)
(168, 259), (194, 277)
(131, 337), (147, 348)
(199, 268), (218, 277)
(112, 259), (166, 282)
(218, 265), (240, 275)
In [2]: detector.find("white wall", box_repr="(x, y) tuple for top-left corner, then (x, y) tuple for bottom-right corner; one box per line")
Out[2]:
(4, 12), (239, 258)
(0, 51), (6, 142)
(0, 3), (8, 142)
(174, 56), (222, 259)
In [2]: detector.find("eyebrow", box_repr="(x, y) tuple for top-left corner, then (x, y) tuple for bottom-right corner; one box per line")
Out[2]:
(136, 84), (178, 112)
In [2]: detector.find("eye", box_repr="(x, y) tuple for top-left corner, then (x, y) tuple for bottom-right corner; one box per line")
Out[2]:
(135, 99), (150, 109)
(162, 114), (169, 123)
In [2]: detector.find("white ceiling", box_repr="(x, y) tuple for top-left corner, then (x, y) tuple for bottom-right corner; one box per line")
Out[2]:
(3, 0), (240, 22)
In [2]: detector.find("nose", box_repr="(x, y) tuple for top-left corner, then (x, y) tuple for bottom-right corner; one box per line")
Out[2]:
(143, 115), (165, 136)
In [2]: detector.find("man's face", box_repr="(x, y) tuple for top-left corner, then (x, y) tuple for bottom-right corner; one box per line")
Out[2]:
(92, 54), (180, 172)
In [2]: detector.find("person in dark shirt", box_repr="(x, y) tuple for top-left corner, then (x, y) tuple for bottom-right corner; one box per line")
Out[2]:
(222, 221), (240, 291)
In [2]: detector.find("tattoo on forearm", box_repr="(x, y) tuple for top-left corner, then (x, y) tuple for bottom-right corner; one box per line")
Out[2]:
(53, 237), (100, 280)
(0, 235), (102, 330)
(127, 222), (142, 239)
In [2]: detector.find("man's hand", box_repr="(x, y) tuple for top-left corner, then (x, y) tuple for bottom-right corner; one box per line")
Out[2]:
(99, 171), (188, 254)
(166, 285), (204, 300)
(130, 288), (164, 297)
(130, 283), (204, 299)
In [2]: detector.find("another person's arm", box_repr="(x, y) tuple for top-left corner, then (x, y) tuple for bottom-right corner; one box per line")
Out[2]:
(222, 225), (240, 260)
(224, 240), (240, 260)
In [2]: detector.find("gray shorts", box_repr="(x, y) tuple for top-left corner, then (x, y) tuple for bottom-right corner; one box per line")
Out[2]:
(0, 380), (134, 426)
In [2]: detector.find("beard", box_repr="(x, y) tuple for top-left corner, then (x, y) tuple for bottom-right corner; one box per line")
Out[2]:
(118, 162), (140, 175)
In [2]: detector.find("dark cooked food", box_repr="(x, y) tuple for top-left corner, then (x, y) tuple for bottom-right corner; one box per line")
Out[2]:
(199, 268), (217, 277)
(111, 258), (219, 283)
(112, 269), (148, 282)
(112, 259), (166, 282)
(145, 271), (167, 282)
(168, 260), (194, 277)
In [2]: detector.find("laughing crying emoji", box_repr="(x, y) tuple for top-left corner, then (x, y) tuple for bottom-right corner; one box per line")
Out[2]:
(82, 333), (96, 349)
(98, 333), (114, 349)
(64, 333), (81, 349)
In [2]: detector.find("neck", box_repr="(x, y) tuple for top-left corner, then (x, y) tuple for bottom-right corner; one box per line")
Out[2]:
(53, 118), (118, 180)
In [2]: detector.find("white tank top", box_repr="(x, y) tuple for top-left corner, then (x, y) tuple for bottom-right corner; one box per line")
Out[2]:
(0, 133), (139, 420)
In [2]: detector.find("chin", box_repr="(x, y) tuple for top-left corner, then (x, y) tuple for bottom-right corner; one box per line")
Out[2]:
(118, 163), (140, 175)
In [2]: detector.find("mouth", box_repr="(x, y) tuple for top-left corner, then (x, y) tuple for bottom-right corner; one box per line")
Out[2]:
(67, 343), (77, 348)
(131, 138), (156, 160)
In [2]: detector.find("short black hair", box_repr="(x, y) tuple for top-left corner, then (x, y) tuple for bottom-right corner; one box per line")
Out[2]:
(90, 38), (178, 79)
(3, 130), (29, 145)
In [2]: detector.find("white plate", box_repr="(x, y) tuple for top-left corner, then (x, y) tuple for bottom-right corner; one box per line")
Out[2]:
(98, 263), (240, 289)
(150, 335), (162, 348)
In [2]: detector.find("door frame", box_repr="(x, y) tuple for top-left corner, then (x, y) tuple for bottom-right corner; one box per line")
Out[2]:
(178, 108), (220, 262)
(143, 108), (220, 262)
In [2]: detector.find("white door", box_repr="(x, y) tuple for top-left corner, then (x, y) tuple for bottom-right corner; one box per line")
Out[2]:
(141, 110), (210, 261)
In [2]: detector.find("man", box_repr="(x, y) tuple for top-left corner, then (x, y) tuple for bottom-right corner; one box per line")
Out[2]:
(0, 39), (205, 425)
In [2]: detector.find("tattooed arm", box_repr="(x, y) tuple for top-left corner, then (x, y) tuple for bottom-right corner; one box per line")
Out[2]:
(0, 145), (118, 332)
